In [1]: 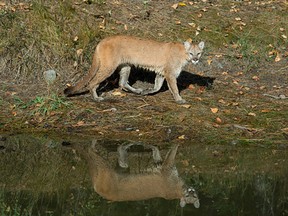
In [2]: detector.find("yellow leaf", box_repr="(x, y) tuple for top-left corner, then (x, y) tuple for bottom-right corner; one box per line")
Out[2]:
(207, 59), (212, 65)
(178, 2), (186, 6)
(248, 112), (256, 117)
(210, 107), (219, 113)
(178, 135), (186, 140)
(282, 34), (287, 39)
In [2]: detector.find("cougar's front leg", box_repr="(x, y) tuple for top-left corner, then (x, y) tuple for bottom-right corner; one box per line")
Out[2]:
(141, 74), (165, 95)
(119, 66), (143, 94)
(165, 74), (186, 104)
(117, 143), (134, 168)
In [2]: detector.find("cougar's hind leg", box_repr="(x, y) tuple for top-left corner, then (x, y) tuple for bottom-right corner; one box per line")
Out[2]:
(119, 66), (143, 94)
(141, 74), (165, 95)
(88, 67), (116, 101)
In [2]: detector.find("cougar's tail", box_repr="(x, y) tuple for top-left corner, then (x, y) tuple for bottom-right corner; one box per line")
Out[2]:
(64, 51), (99, 96)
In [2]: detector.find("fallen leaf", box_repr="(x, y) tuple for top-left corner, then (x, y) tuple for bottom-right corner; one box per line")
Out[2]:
(207, 59), (212, 65)
(178, 135), (186, 140)
(280, 28), (285, 32)
(252, 76), (260, 81)
(194, 97), (202, 101)
(281, 34), (287, 39)
(73, 36), (78, 42)
(197, 13), (203, 18)
(188, 22), (196, 28)
(235, 17), (242, 21)
(215, 117), (222, 124)
(178, 2), (186, 6)
(218, 99), (226, 104)
(124, 24), (128, 30)
(275, 52), (281, 62)
(248, 112), (256, 117)
(76, 49), (83, 56)
(112, 91), (126, 97)
(171, 3), (178, 9)
(76, 121), (85, 126)
(182, 160), (189, 166)
(188, 84), (195, 90)
(175, 20), (181, 25)
(261, 109), (270, 113)
(210, 107), (219, 113)
(181, 104), (191, 109)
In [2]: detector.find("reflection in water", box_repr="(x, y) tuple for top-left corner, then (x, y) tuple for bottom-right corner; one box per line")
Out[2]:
(71, 141), (200, 208)
(0, 134), (287, 215)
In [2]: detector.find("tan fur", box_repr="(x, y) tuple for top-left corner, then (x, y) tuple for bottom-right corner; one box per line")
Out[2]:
(64, 35), (204, 104)
(73, 142), (200, 208)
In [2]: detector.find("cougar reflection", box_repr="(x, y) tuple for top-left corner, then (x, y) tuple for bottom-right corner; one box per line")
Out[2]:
(77, 142), (199, 208)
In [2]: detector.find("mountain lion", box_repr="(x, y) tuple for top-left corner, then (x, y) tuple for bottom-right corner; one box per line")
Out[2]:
(71, 141), (200, 208)
(64, 35), (204, 104)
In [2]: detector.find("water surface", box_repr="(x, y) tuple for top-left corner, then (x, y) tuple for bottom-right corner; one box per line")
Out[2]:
(0, 134), (287, 215)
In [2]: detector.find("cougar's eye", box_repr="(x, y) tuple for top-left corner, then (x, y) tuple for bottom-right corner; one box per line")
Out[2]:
(197, 52), (201, 56)
(188, 187), (195, 193)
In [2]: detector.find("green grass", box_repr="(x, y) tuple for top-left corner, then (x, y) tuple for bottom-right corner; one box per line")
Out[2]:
(14, 94), (71, 116)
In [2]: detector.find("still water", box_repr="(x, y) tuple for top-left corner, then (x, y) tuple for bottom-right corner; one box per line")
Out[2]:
(0, 134), (287, 216)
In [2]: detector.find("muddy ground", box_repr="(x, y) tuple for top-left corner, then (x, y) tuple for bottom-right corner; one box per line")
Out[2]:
(0, 0), (287, 147)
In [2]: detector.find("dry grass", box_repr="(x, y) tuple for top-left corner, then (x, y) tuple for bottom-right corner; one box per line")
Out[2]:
(0, 0), (287, 145)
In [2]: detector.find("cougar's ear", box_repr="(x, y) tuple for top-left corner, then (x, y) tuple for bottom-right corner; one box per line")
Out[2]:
(180, 198), (186, 208)
(184, 41), (191, 51)
(198, 41), (205, 50)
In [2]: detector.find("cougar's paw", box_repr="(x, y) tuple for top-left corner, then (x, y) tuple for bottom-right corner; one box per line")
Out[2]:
(133, 88), (143, 94)
(93, 97), (104, 102)
(176, 99), (187, 104)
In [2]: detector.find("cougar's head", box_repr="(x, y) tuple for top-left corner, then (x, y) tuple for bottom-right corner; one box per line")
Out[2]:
(184, 41), (205, 65)
(180, 186), (200, 208)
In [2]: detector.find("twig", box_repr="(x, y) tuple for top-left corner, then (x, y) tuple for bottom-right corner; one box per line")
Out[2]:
(263, 94), (287, 100)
